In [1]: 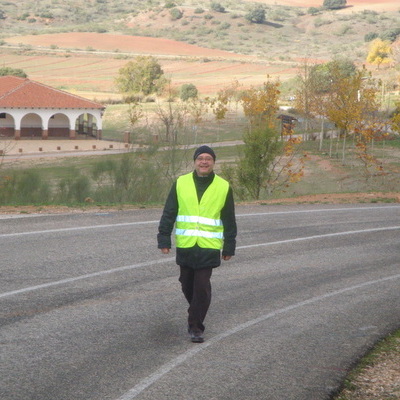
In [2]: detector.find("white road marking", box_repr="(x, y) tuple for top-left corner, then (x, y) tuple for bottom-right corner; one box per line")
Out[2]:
(0, 220), (158, 238)
(0, 258), (174, 299)
(1, 225), (399, 298)
(0, 205), (399, 238)
(115, 273), (400, 400)
(237, 205), (400, 218)
(238, 226), (400, 249)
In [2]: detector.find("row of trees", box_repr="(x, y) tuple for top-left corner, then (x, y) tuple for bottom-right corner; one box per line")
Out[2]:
(115, 58), (306, 200)
(115, 54), (399, 199)
(294, 58), (399, 182)
(2, 54), (398, 204)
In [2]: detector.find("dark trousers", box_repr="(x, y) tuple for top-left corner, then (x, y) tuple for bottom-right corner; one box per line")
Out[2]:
(179, 266), (213, 334)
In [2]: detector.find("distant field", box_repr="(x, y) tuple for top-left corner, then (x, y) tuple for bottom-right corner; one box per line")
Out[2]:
(0, 50), (298, 97)
(1, 0), (398, 98)
(4, 32), (253, 59)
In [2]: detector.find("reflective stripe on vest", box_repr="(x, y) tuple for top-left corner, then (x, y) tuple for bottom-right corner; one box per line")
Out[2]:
(175, 172), (229, 250)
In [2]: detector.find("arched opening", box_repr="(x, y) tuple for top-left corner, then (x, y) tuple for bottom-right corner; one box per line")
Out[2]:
(0, 113), (15, 137)
(20, 113), (42, 138)
(48, 113), (70, 137)
(75, 113), (99, 138)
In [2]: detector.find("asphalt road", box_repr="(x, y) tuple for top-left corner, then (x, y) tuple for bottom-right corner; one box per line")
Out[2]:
(1, 204), (399, 400)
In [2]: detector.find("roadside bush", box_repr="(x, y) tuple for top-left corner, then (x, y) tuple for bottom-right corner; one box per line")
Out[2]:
(0, 175), (15, 204)
(0, 171), (51, 205)
(57, 173), (91, 204)
(90, 153), (166, 204)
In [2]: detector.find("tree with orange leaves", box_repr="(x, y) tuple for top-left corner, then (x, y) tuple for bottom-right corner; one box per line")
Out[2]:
(353, 118), (386, 181)
(322, 66), (379, 163)
(367, 38), (393, 69)
(240, 78), (280, 128)
(221, 78), (305, 200)
(391, 102), (400, 135)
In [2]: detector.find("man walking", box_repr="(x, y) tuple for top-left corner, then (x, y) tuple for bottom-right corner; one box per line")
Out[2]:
(158, 145), (237, 343)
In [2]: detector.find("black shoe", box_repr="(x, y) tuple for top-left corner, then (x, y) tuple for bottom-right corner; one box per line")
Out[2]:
(189, 330), (204, 343)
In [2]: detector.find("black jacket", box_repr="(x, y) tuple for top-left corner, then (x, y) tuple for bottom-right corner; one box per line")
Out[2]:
(157, 171), (237, 269)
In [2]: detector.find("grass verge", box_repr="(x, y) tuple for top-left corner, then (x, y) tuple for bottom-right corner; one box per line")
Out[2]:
(334, 329), (400, 400)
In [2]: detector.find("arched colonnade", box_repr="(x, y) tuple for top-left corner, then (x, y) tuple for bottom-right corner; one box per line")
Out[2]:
(0, 108), (103, 140)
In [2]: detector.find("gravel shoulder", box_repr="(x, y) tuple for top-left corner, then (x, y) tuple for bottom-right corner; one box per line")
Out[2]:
(334, 331), (400, 400)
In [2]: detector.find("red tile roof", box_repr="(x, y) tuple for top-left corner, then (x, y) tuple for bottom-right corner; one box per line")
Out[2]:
(0, 76), (105, 109)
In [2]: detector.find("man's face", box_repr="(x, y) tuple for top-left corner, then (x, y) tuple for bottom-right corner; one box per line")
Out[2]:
(194, 153), (215, 177)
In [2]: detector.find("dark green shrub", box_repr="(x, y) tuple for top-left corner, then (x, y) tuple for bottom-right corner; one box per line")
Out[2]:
(40, 12), (54, 18)
(220, 22), (231, 30)
(308, 7), (320, 15)
(380, 28), (400, 42)
(164, 0), (176, 8)
(0, 171), (51, 205)
(210, 2), (225, 13)
(57, 173), (91, 204)
(365, 32), (378, 42)
(90, 153), (166, 204)
(169, 8), (183, 20)
(0, 67), (27, 77)
(245, 5), (266, 24)
(323, 0), (347, 10)
(180, 83), (198, 101)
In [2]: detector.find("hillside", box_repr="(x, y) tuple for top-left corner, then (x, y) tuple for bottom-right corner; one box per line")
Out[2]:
(0, 0), (399, 98)
(1, 0), (399, 61)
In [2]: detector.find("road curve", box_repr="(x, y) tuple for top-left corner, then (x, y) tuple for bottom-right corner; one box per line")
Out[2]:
(0, 204), (399, 400)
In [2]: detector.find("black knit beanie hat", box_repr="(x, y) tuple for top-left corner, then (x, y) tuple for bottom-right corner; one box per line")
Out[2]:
(193, 145), (216, 161)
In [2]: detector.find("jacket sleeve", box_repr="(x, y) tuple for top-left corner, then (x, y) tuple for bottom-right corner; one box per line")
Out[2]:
(157, 182), (178, 249)
(221, 186), (237, 256)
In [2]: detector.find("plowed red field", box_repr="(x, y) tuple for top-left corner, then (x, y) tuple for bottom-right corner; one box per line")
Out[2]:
(5, 32), (252, 59)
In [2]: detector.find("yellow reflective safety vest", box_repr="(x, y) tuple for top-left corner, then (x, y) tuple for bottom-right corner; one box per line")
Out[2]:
(175, 172), (229, 249)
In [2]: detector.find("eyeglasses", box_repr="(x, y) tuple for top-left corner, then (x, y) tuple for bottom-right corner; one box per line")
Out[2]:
(196, 156), (214, 162)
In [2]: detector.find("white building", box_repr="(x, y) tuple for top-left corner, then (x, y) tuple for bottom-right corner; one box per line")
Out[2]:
(0, 76), (105, 140)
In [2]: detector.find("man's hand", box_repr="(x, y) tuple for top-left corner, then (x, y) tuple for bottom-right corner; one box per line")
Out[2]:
(222, 255), (232, 261)
(161, 248), (170, 254)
